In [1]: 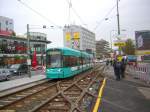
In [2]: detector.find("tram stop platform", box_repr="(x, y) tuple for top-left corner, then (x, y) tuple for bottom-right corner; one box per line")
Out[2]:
(0, 74), (46, 94)
(98, 66), (150, 112)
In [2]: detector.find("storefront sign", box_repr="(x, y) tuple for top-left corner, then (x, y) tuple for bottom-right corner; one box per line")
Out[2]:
(135, 50), (150, 55)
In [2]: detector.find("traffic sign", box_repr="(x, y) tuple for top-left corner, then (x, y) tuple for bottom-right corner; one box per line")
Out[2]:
(114, 42), (126, 47)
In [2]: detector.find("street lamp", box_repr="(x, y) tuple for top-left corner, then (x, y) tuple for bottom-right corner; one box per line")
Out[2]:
(26, 24), (50, 77)
(27, 24), (31, 77)
(26, 24), (55, 77)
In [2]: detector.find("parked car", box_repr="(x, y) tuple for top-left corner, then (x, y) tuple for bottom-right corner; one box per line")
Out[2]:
(0, 69), (12, 81)
(8, 63), (28, 75)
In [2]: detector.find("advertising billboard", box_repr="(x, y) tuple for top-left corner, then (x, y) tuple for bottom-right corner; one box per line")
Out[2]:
(135, 30), (150, 50)
(65, 32), (71, 47)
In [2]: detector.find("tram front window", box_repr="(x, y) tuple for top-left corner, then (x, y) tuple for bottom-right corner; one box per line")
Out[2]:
(46, 51), (61, 68)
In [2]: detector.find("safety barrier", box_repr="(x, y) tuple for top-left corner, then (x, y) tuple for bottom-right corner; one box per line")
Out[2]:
(126, 63), (150, 83)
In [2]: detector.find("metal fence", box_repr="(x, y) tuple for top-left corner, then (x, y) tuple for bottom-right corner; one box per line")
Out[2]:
(126, 63), (150, 83)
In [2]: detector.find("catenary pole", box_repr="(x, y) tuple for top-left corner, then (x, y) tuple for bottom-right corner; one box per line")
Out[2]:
(117, 0), (120, 35)
(27, 24), (31, 77)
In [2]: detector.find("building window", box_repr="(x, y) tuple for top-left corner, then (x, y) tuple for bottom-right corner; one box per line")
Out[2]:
(37, 36), (41, 40)
(0, 22), (1, 31)
(6, 21), (8, 25)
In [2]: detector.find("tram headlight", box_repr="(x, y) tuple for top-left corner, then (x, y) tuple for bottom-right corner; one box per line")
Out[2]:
(57, 69), (62, 72)
(47, 69), (50, 72)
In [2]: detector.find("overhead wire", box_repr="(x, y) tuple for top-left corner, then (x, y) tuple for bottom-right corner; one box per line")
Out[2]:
(96, 15), (117, 37)
(94, 4), (117, 31)
(65, 0), (86, 25)
(68, 0), (71, 24)
(17, 0), (62, 29)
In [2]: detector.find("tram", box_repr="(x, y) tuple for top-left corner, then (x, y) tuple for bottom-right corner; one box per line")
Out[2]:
(46, 47), (94, 79)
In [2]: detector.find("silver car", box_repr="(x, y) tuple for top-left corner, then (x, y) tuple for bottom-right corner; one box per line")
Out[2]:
(0, 69), (12, 81)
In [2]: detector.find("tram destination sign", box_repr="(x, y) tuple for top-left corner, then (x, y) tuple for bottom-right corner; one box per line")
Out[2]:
(48, 51), (61, 55)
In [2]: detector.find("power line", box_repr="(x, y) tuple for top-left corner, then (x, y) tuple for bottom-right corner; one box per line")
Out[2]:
(72, 7), (86, 25)
(17, 0), (62, 29)
(68, 0), (71, 24)
(65, 0), (86, 25)
(94, 4), (116, 31)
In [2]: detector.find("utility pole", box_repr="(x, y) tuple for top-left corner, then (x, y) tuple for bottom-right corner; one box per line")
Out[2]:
(116, 0), (121, 55)
(27, 24), (31, 77)
(117, 0), (120, 35)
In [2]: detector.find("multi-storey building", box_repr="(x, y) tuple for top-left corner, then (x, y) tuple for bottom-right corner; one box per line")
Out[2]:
(0, 16), (14, 36)
(63, 25), (95, 54)
(29, 32), (49, 65)
(0, 32), (51, 67)
(96, 39), (110, 59)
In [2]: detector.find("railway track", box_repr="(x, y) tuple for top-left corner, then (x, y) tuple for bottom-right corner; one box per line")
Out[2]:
(0, 65), (105, 112)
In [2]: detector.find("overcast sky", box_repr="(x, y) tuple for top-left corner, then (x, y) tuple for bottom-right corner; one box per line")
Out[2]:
(1, 0), (150, 48)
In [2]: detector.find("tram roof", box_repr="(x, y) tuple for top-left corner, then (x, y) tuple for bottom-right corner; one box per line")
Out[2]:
(47, 47), (91, 57)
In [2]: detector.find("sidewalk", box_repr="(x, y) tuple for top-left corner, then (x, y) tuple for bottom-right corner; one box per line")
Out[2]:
(104, 65), (150, 86)
(0, 74), (46, 92)
(100, 66), (150, 112)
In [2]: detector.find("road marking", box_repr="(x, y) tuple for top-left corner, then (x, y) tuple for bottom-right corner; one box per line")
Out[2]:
(93, 78), (106, 112)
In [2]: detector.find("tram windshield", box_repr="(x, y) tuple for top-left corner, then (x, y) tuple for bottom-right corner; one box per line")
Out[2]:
(46, 50), (62, 68)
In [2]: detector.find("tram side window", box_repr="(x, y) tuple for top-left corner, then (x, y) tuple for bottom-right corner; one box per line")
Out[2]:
(83, 57), (86, 64)
(70, 56), (78, 66)
(77, 57), (80, 66)
(85, 57), (88, 64)
(46, 55), (51, 68)
(80, 57), (83, 65)
(87, 57), (90, 64)
(63, 56), (70, 67)
(63, 56), (78, 67)
(89, 58), (91, 63)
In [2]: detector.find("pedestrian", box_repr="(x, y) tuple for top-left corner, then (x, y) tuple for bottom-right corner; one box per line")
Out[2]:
(106, 59), (109, 66)
(110, 59), (113, 66)
(121, 58), (127, 78)
(113, 58), (122, 81)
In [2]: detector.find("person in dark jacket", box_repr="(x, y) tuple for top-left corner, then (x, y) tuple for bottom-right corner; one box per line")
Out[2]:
(121, 58), (127, 78)
(113, 58), (122, 81)
(106, 59), (109, 66)
(110, 59), (113, 66)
